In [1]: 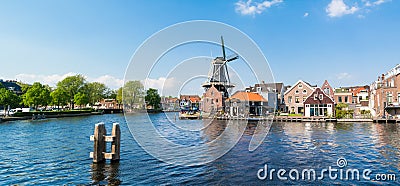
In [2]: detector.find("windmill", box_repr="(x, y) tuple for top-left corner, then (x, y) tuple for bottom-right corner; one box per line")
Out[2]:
(202, 36), (239, 100)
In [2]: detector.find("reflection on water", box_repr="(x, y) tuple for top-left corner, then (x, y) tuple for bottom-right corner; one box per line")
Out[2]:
(0, 113), (399, 184)
(91, 162), (121, 185)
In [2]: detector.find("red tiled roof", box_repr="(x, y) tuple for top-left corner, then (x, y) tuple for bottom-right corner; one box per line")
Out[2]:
(227, 91), (266, 102)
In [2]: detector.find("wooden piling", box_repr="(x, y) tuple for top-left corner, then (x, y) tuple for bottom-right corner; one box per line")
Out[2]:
(111, 123), (120, 162)
(90, 122), (120, 163)
(91, 123), (106, 163)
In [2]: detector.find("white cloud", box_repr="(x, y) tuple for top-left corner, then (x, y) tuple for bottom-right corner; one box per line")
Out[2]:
(304, 12), (309, 17)
(235, 0), (283, 16)
(89, 75), (124, 90)
(14, 72), (123, 90)
(15, 72), (77, 87)
(336, 72), (352, 80)
(326, 0), (359, 17)
(141, 77), (178, 95)
(373, 0), (389, 5)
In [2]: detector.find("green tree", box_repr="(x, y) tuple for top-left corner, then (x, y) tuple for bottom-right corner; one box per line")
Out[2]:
(0, 88), (21, 115)
(105, 89), (117, 100)
(145, 88), (161, 110)
(17, 82), (31, 94)
(22, 82), (51, 110)
(116, 87), (123, 104)
(50, 88), (69, 109)
(56, 75), (86, 109)
(122, 80), (144, 110)
(74, 92), (89, 108)
(83, 82), (107, 105)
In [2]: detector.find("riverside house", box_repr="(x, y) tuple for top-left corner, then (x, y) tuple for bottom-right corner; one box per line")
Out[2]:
(201, 85), (223, 114)
(179, 95), (201, 111)
(370, 64), (400, 118)
(304, 88), (335, 117)
(225, 91), (267, 117)
(284, 80), (315, 115)
(246, 82), (286, 112)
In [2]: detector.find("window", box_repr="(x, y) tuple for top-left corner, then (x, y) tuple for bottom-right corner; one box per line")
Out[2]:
(257, 87), (262, 93)
(306, 104), (310, 107)
(295, 96), (300, 103)
(324, 88), (330, 95)
(314, 94), (318, 100)
(388, 93), (393, 104)
(345, 96), (348, 103)
(338, 96), (342, 102)
(303, 97), (306, 102)
(288, 96), (292, 103)
(398, 93), (400, 103)
(295, 90), (299, 94)
(303, 89), (307, 94)
(299, 84), (303, 88)
(319, 94), (323, 100)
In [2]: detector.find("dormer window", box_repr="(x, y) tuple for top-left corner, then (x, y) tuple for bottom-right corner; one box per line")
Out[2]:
(319, 94), (323, 100)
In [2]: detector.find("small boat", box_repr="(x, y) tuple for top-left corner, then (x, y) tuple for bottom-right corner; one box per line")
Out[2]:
(179, 99), (202, 120)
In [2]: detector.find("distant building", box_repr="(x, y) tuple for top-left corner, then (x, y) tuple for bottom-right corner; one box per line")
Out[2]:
(334, 88), (354, 105)
(321, 80), (334, 99)
(161, 97), (179, 111)
(334, 85), (369, 109)
(284, 80), (316, 114)
(0, 80), (22, 95)
(225, 91), (268, 117)
(97, 99), (121, 109)
(201, 85), (223, 114)
(370, 64), (400, 117)
(304, 88), (335, 117)
(246, 82), (286, 112)
(180, 94), (201, 111)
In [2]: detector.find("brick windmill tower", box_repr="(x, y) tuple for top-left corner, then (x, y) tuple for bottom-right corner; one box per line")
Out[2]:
(202, 36), (238, 114)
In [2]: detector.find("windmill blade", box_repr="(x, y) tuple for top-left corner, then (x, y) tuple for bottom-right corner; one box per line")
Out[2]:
(221, 36), (226, 60)
(226, 55), (239, 62)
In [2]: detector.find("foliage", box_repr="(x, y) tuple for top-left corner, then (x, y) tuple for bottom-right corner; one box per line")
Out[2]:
(104, 89), (117, 99)
(17, 82), (31, 94)
(74, 92), (89, 107)
(335, 103), (348, 110)
(0, 88), (21, 109)
(50, 88), (69, 108)
(56, 74), (86, 109)
(83, 82), (107, 105)
(145, 88), (161, 110)
(334, 103), (354, 119)
(122, 80), (145, 109)
(22, 82), (51, 110)
(116, 87), (123, 104)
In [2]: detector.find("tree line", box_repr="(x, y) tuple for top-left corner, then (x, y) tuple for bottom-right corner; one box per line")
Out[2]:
(0, 74), (161, 112)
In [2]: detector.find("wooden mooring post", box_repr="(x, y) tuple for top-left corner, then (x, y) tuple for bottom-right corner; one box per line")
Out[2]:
(90, 122), (120, 163)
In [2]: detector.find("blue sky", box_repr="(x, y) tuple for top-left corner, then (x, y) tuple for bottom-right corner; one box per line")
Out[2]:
(0, 0), (399, 95)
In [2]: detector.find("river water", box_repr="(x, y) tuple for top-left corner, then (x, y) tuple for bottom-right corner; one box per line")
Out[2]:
(0, 113), (399, 185)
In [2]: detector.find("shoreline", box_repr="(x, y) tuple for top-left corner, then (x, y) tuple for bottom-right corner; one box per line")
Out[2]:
(0, 112), (103, 122)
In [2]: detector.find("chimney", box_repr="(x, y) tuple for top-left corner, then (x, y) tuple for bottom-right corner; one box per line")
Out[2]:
(382, 74), (385, 80)
(378, 76), (380, 81)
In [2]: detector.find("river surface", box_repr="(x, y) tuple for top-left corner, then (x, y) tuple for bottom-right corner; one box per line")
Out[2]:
(0, 113), (399, 185)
